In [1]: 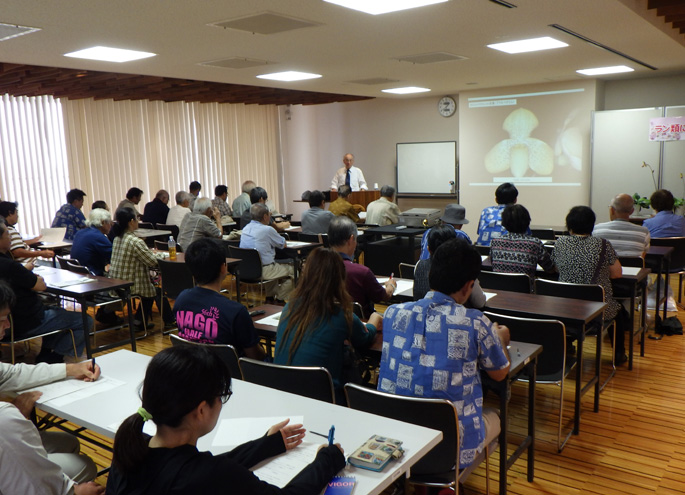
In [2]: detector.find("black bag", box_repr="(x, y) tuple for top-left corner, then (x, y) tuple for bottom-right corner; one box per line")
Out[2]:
(342, 342), (371, 385)
(657, 316), (683, 336)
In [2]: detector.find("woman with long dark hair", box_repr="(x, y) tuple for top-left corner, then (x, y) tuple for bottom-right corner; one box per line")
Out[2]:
(274, 247), (381, 403)
(108, 207), (174, 330)
(107, 346), (345, 494)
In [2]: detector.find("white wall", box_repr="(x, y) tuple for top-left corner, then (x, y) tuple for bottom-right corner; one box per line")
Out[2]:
(603, 73), (685, 110)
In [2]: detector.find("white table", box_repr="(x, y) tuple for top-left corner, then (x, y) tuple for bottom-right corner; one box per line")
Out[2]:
(38, 350), (442, 495)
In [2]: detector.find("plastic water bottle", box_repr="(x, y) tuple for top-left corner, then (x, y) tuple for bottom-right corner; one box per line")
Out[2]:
(168, 236), (177, 260)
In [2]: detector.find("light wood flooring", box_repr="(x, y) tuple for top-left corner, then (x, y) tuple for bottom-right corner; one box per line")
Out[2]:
(7, 276), (685, 494)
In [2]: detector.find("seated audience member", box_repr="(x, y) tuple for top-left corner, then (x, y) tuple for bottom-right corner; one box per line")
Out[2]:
(328, 216), (394, 317)
(212, 184), (233, 217)
(593, 193), (650, 257)
(239, 186), (290, 231)
(419, 204), (471, 260)
(91, 200), (108, 211)
(275, 247), (380, 404)
(490, 204), (556, 280)
(166, 191), (192, 227)
(188, 181), (202, 211)
(107, 345), (344, 494)
(301, 190), (335, 235)
(177, 198), (223, 252)
(414, 225), (487, 308)
(378, 238), (510, 469)
(0, 223), (89, 363)
(240, 204), (294, 302)
(328, 185), (360, 222)
(70, 208), (113, 276)
(643, 189), (685, 238)
(553, 206), (628, 364)
(109, 207), (174, 330)
(51, 188), (88, 241)
(174, 238), (265, 360)
(365, 185), (401, 226)
(476, 182), (521, 246)
(117, 187), (144, 218)
(0, 282), (104, 495)
(142, 189), (170, 227)
(0, 201), (54, 264)
(232, 180), (256, 217)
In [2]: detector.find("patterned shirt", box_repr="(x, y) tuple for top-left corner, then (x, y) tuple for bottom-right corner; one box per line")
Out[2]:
(476, 205), (507, 246)
(109, 231), (159, 297)
(379, 291), (509, 468)
(8, 225), (30, 263)
(419, 227), (471, 260)
(490, 232), (555, 279)
(592, 219), (650, 257)
(212, 196), (233, 217)
(51, 204), (87, 241)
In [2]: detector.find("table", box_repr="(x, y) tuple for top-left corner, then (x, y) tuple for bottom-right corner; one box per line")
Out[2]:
(38, 350), (442, 495)
(276, 240), (322, 284)
(34, 266), (136, 358)
(645, 245), (673, 335)
(484, 290), (606, 444)
(613, 267), (650, 370)
(134, 228), (172, 239)
(250, 303), (283, 354)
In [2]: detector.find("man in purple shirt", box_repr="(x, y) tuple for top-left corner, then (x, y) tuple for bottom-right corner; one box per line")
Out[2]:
(643, 189), (685, 238)
(328, 216), (395, 318)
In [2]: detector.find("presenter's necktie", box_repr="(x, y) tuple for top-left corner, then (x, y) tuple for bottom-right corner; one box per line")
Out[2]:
(345, 169), (351, 187)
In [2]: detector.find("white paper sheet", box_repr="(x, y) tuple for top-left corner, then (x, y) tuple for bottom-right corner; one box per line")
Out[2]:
(256, 312), (282, 327)
(285, 241), (311, 248)
(212, 416), (305, 449)
(252, 442), (323, 487)
(483, 291), (498, 301)
(40, 227), (67, 243)
(20, 375), (125, 406)
(377, 277), (413, 295)
(622, 266), (641, 276)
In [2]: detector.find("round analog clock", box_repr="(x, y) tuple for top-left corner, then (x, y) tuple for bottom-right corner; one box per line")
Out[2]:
(438, 96), (456, 117)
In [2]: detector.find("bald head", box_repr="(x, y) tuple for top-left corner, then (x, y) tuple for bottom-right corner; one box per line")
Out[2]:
(610, 193), (634, 219)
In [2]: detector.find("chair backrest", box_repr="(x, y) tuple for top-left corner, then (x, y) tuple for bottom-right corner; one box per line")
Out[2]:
(534, 278), (604, 303)
(650, 237), (685, 270)
(154, 240), (169, 251)
(239, 358), (336, 403)
(137, 221), (154, 230)
(344, 383), (458, 476)
(299, 233), (330, 247)
(618, 256), (644, 268)
(475, 244), (490, 256)
(157, 259), (195, 299)
(227, 246), (264, 282)
(66, 260), (90, 275)
(478, 271), (531, 293)
(170, 334), (243, 380)
(398, 262), (416, 280)
(56, 255), (71, 270)
(352, 301), (364, 319)
(157, 224), (180, 242)
(484, 312), (569, 381)
(531, 228), (555, 240)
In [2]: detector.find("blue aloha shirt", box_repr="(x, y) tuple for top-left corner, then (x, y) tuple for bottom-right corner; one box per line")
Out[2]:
(51, 204), (87, 241)
(378, 291), (509, 468)
(419, 227), (471, 260)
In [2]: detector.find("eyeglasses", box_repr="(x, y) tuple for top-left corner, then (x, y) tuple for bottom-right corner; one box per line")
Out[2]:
(219, 389), (233, 404)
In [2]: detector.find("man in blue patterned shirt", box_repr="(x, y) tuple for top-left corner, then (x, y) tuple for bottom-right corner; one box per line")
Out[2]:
(476, 182), (520, 246)
(51, 189), (87, 241)
(378, 238), (510, 468)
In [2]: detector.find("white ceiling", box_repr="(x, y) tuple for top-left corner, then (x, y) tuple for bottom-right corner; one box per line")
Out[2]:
(2, 0), (685, 99)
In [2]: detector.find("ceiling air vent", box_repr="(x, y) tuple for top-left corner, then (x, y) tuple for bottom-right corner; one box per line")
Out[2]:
(396, 52), (468, 64)
(0, 23), (41, 42)
(208, 12), (320, 35)
(200, 57), (270, 69)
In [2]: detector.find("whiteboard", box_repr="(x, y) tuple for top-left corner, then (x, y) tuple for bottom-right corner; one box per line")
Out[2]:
(396, 141), (457, 196)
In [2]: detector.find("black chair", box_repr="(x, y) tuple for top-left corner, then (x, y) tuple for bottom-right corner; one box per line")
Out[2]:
(170, 333), (243, 380)
(239, 357), (336, 403)
(475, 245), (490, 256)
(531, 228), (555, 240)
(157, 223), (180, 242)
(484, 312), (575, 452)
(137, 221), (154, 230)
(478, 271), (531, 293)
(298, 233), (329, 247)
(56, 255), (71, 270)
(618, 256), (644, 268)
(0, 314), (77, 364)
(352, 301), (364, 319)
(650, 237), (685, 302)
(398, 262), (416, 280)
(157, 259), (194, 334)
(228, 246), (286, 305)
(344, 383), (495, 494)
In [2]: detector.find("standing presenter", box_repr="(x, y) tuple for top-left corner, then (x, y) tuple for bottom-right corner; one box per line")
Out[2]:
(330, 153), (368, 191)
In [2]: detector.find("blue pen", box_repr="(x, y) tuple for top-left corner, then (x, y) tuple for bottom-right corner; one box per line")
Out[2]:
(91, 357), (96, 373)
(327, 425), (335, 446)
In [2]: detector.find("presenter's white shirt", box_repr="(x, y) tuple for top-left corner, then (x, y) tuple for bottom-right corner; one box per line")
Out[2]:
(330, 166), (367, 191)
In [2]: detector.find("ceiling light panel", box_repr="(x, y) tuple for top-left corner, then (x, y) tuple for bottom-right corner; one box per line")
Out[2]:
(0, 23), (41, 42)
(576, 65), (634, 76)
(382, 86), (431, 94)
(323, 0), (448, 15)
(257, 71), (322, 81)
(64, 46), (156, 63)
(488, 36), (568, 54)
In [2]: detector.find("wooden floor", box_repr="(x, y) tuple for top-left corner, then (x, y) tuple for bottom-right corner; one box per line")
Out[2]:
(9, 276), (685, 494)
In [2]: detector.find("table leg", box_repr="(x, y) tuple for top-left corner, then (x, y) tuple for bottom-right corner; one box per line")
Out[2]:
(498, 379), (509, 495)
(662, 258), (670, 323)
(79, 297), (93, 359)
(628, 285), (636, 370)
(125, 291), (137, 353)
(573, 332), (583, 434)
(593, 324), (601, 412)
(640, 280), (648, 356)
(527, 357), (536, 482)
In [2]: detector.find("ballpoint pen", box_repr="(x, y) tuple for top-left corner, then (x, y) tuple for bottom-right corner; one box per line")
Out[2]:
(327, 425), (335, 446)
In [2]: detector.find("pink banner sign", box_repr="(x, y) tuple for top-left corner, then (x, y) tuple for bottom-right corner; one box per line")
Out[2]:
(649, 117), (685, 141)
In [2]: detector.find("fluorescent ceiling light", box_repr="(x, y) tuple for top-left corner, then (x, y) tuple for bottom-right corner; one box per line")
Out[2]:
(323, 0), (448, 15)
(382, 86), (431, 94)
(487, 36), (568, 54)
(576, 65), (634, 76)
(64, 46), (156, 63)
(257, 71), (322, 81)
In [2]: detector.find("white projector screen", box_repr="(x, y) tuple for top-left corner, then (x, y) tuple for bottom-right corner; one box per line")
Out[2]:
(396, 141), (457, 197)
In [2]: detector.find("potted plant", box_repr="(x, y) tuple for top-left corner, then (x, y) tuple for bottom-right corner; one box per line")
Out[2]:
(632, 193), (651, 215)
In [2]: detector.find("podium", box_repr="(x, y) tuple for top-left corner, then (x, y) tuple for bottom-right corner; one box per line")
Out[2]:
(329, 190), (380, 209)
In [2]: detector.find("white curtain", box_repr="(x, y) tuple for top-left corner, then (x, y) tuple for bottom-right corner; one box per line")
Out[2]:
(62, 98), (283, 215)
(0, 95), (71, 237)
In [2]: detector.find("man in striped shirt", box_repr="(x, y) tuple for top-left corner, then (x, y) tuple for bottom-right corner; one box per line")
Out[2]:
(593, 193), (650, 257)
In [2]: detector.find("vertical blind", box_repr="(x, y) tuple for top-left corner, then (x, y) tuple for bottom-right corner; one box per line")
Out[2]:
(0, 94), (282, 237)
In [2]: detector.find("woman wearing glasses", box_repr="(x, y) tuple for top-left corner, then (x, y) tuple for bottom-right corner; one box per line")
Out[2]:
(107, 346), (344, 494)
